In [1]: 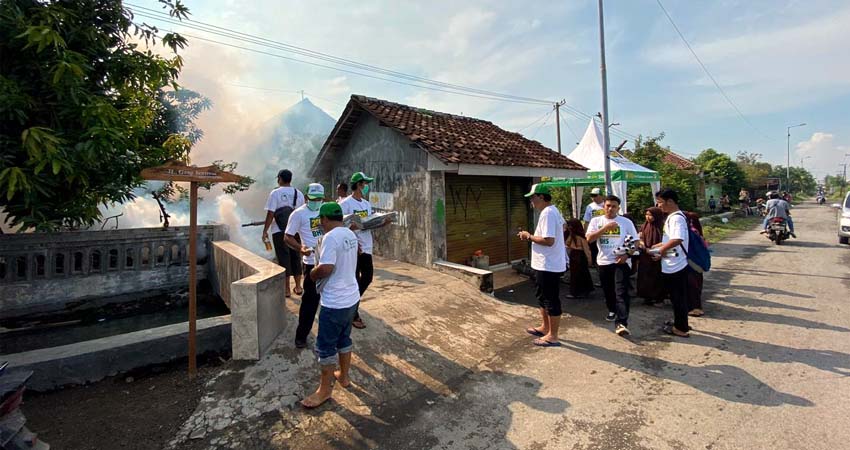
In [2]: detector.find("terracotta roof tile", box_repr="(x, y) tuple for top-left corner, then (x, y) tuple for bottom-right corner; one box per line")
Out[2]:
(662, 151), (696, 170)
(350, 95), (586, 170)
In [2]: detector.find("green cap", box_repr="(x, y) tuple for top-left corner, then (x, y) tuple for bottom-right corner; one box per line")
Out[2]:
(319, 202), (343, 218)
(350, 172), (374, 184)
(524, 183), (551, 197)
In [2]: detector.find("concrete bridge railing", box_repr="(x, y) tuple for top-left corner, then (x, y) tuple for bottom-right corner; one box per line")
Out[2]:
(0, 225), (228, 319)
(211, 241), (286, 360)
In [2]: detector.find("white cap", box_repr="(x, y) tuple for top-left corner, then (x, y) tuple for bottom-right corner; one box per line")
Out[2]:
(306, 183), (325, 200)
(590, 187), (602, 195)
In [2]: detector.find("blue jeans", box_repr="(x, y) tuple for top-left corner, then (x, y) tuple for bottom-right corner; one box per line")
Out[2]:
(315, 303), (357, 366)
(763, 217), (794, 233)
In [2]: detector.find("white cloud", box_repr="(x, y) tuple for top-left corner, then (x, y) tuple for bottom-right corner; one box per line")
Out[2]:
(795, 132), (849, 178)
(646, 6), (850, 114)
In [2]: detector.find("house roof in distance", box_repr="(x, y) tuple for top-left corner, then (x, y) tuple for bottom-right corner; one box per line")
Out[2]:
(310, 95), (586, 176)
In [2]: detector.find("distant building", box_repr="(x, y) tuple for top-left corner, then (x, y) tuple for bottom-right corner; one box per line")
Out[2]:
(309, 95), (586, 268)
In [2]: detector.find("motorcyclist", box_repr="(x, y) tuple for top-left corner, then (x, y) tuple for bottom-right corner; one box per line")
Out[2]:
(761, 191), (795, 238)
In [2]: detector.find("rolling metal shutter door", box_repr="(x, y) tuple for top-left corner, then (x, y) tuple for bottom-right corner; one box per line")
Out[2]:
(445, 174), (509, 265)
(507, 178), (532, 262)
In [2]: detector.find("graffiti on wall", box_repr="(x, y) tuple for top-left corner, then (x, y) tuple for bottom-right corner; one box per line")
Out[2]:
(450, 185), (484, 220)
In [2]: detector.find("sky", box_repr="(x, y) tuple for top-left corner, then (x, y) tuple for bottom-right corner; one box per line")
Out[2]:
(132, 0), (850, 181)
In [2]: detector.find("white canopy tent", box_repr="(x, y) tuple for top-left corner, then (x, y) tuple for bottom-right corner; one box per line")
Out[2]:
(564, 120), (661, 215)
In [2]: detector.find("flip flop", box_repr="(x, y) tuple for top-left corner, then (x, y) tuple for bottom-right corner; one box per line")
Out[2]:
(532, 338), (561, 347)
(664, 320), (692, 331)
(662, 325), (690, 337)
(352, 318), (366, 329)
(294, 287), (304, 296)
(526, 328), (545, 337)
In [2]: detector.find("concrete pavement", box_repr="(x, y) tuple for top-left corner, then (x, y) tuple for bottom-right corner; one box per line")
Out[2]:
(170, 202), (850, 449)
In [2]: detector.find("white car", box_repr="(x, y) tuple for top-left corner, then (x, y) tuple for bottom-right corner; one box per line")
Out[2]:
(835, 191), (850, 245)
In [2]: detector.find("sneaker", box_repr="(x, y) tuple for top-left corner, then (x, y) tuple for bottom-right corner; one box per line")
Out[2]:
(295, 339), (307, 349)
(605, 312), (616, 322)
(615, 324), (630, 336)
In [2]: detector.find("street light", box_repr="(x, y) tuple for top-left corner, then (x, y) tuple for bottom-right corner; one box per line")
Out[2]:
(786, 122), (806, 192)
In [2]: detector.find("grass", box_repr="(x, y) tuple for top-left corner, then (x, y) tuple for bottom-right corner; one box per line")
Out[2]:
(701, 215), (762, 244)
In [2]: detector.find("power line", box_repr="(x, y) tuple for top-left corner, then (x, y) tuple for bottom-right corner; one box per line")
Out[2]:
(227, 84), (347, 107)
(530, 111), (554, 140)
(129, 4), (553, 106)
(655, 0), (776, 142)
(517, 109), (553, 134)
(559, 114), (581, 141)
(129, 3), (653, 145)
(129, 3), (647, 140)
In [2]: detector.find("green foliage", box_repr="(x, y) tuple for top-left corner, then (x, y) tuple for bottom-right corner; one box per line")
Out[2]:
(0, 0), (191, 231)
(693, 148), (747, 197)
(770, 166), (817, 196)
(628, 134), (698, 213)
(735, 152), (773, 192)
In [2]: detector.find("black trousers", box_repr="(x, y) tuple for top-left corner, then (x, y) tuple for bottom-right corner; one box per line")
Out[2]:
(272, 232), (302, 276)
(353, 253), (374, 321)
(535, 270), (563, 317)
(662, 268), (690, 332)
(599, 263), (631, 327)
(295, 264), (320, 343)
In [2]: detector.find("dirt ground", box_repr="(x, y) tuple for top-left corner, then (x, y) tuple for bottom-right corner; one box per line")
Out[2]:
(20, 355), (230, 450)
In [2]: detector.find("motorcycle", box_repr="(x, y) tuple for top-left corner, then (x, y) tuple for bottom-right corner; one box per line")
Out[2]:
(817, 195), (825, 205)
(766, 217), (790, 245)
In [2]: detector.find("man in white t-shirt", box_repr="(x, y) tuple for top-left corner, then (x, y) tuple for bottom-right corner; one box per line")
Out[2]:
(583, 187), (605, 268)
(262, 169), (305, 298)
(518, 184), (567, 347)
(586, 195), (639, 336)
(284, 183), (326, 349)
(652, 188), (690, 338)
(301, 202), (360, 409)
(339, 171), (391, 329)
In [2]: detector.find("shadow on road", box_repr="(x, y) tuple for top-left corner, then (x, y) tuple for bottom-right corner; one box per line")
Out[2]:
(562, 340), (814, 407)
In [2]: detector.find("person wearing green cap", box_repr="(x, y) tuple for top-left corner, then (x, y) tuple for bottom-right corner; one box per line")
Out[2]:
(302, 202), (360, 409)
(284, 182), (326, 349)
(518, 183), (567, 347)
(339, 171), (385, 329)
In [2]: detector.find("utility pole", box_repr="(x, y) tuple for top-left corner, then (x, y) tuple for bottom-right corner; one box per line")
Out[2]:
(597, 0), (613, 195)
(786, 122), (806, 192)
(554, 99), (566, 154)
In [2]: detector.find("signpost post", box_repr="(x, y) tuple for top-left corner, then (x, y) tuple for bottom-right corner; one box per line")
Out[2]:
(140, 161), (245, 376)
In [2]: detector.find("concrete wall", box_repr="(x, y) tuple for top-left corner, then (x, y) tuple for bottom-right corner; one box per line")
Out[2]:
(325, 115), (435, 266)
(211, 241), (286, 360)
(0, 225), (228, 319)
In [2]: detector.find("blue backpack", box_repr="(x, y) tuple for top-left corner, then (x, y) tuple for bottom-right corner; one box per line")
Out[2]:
(673, 212), (711, 273)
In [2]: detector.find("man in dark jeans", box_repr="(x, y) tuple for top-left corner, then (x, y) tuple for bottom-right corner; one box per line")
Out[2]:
(285, 183), (326, 348)
(585, 195), (639, 336)
(652, 188), (690, 337)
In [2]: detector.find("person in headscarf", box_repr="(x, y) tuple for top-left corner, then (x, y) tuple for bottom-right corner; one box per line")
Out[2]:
(685, 211), (705, 317)
(637, 207), (665, 305)
(565, 218), (594, 298)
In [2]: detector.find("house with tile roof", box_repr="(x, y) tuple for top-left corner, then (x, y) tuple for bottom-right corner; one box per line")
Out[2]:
(309, 95), (587, 268)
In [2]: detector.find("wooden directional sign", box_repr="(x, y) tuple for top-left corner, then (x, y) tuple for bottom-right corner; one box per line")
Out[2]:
(141, 160), (245, 377)
(140, 161), (245, 183)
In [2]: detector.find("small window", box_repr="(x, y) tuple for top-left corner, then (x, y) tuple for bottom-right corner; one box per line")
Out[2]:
(156, 246), (165, 265)
(171, 244), (180, 265)
(0, 256), (6, 280)
(91, 250), (102, 272)
(73, 251), (84, 273)
(125, 248), (135, 268)
(35, 254), (46, 277)
(55, 253), (65, 275)
(141, 247), (151, 266)
(16, 256), (27, 279)
(108, 249), (118, 269)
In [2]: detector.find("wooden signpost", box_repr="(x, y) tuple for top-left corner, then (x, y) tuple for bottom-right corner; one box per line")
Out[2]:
(141, 161), (245, 376)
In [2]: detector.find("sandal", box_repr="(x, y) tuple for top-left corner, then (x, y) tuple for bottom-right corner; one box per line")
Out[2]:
(526, 328), (545, 337)
(662, 324), (690, 337)
(532, 338), (561, 347)
(293, 287), (304, 296)
(688, 309), (704, 317)
(352, 318), (366, 329)
(663, 320), (692, 331)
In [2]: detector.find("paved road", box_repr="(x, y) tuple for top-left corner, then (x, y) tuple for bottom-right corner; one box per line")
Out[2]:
(173, 202), (850, 450)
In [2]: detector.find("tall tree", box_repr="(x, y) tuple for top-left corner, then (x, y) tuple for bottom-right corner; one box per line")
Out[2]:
(693, 148), (747, 196)
(0, 0), (193, 231)
(628, 134), (698, 213)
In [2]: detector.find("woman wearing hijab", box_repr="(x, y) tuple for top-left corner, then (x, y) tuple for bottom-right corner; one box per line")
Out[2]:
(685, 211), (706, 317)
(637, 207), (665, 305)
(565, 218), (594, 298)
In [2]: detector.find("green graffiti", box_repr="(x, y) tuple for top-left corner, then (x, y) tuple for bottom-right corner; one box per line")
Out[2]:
(434, 198), (445, 224)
